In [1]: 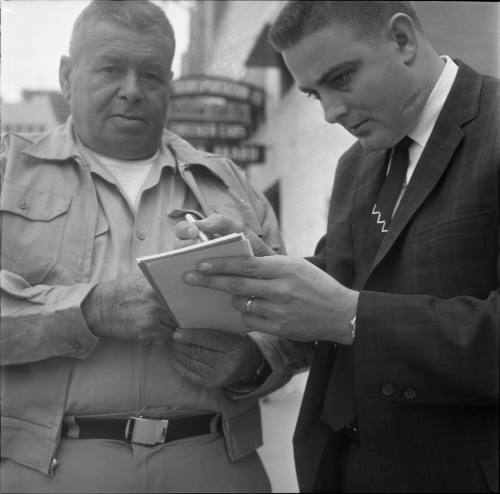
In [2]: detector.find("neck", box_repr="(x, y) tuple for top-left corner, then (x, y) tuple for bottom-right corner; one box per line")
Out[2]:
(403, 45), (445, 131)
(418, 44), (445, 105)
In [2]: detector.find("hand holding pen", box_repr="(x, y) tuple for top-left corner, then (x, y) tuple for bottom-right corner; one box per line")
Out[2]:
(178, 213), (277, 257)
(184, 214), (210, 242)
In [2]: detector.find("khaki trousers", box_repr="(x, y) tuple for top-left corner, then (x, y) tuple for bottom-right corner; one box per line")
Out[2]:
(1, 433), (271, 493)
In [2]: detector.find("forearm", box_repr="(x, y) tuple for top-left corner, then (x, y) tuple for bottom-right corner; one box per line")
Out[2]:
(0, 270), (98, 364)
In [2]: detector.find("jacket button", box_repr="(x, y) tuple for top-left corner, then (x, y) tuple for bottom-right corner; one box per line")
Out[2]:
(136, 231), (146, 240)
(71, 339), (82, 350)
(403, 387), (417, 400)
(17, 199), (28, 209)
(380, 383), (394, 396)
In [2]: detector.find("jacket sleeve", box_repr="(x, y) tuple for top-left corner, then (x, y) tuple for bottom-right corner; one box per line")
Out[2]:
(0, 134), (99, 365)
(0, 270), (99, 364)
(355, 286), (500, 406)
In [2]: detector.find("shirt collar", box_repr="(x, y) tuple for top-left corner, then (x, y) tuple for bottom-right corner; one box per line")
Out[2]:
(408, 55), (458, 149)
(21, 118), (228, 184)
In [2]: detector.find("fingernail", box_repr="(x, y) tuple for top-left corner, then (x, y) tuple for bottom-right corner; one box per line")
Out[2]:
(184, 272), (198, 284)
(199, 262), (212, 272)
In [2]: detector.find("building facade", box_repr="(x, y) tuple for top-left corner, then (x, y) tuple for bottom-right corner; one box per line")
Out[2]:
(1, 90), (70, 134)
(180, 0), (500, 256)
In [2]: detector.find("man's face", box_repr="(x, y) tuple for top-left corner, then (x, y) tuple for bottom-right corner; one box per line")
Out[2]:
(282, 23), (423, 150)
(61, 22), (173, 159)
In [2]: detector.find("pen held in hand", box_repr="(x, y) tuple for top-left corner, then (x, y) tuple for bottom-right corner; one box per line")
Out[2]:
(185, 214), (210, 242)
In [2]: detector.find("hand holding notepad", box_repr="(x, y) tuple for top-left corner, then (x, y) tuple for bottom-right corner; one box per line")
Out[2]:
(137, 233), (252, 333)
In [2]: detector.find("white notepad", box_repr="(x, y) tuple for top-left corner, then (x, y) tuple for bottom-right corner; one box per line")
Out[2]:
(137, 233), (252, 333)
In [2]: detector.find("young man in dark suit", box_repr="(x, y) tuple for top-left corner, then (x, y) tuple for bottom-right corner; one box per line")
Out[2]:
(180, 1), (499, 492)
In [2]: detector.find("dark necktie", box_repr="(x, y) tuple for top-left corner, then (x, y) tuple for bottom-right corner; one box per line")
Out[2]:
(363, 136), (413, 267)
(321, 136), (412, 432)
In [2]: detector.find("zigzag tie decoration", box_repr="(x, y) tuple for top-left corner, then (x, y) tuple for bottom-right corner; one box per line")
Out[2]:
(360, 136), (412, 272)
(371, 204), (389, 232)
(371, 136), (412, 235)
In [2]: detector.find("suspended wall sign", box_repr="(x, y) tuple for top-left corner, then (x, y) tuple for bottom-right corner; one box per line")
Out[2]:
(167, 75), (266, 165)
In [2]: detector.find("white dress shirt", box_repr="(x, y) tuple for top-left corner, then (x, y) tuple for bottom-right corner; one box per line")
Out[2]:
(392, 56), (458, 214)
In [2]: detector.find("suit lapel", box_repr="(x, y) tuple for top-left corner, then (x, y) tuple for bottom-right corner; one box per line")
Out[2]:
(370, 114), (463, 274)
(358, 61), (481, 287)
(351, 149), (388, 287)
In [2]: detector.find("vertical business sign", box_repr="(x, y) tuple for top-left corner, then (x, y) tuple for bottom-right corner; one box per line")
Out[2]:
(167, 76), (266, 165)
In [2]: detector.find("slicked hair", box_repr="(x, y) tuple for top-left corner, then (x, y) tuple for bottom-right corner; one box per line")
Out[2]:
(269, 1), (423, 51)
(70, 0), (176, 62)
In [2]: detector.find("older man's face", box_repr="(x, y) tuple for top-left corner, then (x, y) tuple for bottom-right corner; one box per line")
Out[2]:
(61, 22), (173, 159)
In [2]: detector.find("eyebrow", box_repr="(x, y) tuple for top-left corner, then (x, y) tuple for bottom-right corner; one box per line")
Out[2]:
(298, 60), (357, 93)
(93, 54), (121, 65)
(93, 54), (167, 72)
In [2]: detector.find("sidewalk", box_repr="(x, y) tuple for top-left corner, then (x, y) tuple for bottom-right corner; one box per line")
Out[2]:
(258, 372), (308, 493)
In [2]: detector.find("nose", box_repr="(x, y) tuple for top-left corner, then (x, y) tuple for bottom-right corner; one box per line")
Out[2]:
(322, 94), (348, 124)
(118, 71), (143, 103)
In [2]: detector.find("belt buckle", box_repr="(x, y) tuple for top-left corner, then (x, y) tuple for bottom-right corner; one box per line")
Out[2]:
(125, 416), (169, 445)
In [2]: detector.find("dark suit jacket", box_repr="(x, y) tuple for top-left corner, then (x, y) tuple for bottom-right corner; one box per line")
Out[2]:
(294, 62), (499, 492)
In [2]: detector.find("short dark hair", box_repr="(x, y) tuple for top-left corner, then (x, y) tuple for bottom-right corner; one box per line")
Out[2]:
(269, 1), (423, 51)
(70, 0), (176, 62)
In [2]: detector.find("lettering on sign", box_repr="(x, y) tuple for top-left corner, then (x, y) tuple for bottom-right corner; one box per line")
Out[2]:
(168, 122), (248, 140)
(167, 76), (266, 165)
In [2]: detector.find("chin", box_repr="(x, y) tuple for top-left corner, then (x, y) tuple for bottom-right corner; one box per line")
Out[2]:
(357, 137), (385, 151)
(357, 132), (397, 152)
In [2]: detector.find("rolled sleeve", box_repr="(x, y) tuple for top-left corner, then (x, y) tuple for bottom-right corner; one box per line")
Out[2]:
(0, 270), (99, 364)
(225, 332), (312, 399)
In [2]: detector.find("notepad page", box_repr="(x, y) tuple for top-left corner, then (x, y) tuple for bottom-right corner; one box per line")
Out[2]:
(137, 233), (252, 333)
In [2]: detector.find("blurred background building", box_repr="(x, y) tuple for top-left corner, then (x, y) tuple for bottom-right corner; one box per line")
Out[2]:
(1, 90), (69, 134)
(1, 2), (498, 492)
(179, 0), (500, 257)
(2, 1), (498, 257)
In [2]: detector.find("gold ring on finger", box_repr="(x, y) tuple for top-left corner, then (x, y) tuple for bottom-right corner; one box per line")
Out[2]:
(245, 297), (254, 314)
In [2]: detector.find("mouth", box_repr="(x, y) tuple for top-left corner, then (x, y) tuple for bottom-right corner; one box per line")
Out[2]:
(111, 114), (146, 123)
(348, 120), (367, 133)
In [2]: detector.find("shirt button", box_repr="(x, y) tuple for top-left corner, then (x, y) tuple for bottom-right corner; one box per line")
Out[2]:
(403, 387), (417, 400)
(136, 231), (146, 240)
(380, 383), (394, 397)
(17, 199), (28, 209)
(70, 339), (82, 350)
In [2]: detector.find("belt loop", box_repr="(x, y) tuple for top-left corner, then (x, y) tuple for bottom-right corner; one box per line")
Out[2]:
(210, 413), (221, 433)
(62, 416), (80, 439)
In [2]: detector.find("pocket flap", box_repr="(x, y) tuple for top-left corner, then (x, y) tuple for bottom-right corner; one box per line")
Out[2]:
(0, 183), (71, 221)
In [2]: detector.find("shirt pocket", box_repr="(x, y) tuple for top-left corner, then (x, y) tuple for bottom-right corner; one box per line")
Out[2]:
(0, 182), (72, 284)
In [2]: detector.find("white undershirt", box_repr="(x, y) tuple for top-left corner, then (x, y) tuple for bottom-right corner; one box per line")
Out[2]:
(92, 150), (159, 210)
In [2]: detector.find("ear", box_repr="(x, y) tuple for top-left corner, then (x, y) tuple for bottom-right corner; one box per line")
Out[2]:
(385, 13), (418, 65)
(164, 69), (175, 99)
(59, 56), (74, 103)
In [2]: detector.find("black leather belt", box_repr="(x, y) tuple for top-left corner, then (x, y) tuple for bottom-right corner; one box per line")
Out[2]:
(62, 413), (222, 446)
